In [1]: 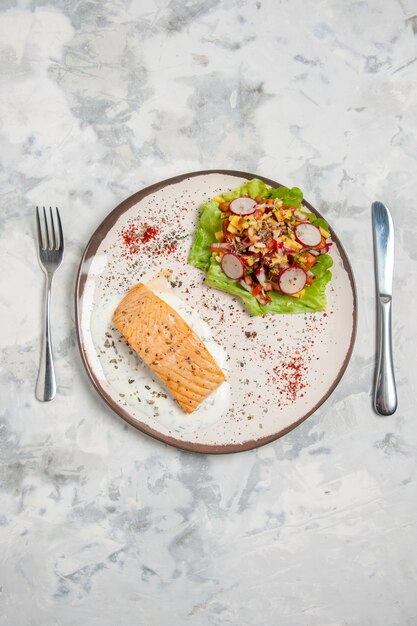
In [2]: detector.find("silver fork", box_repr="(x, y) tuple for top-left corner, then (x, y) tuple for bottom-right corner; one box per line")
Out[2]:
(35, 207), (64, 401)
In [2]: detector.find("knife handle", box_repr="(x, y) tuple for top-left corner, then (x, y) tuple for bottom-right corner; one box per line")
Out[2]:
(374, 297), (397, 415)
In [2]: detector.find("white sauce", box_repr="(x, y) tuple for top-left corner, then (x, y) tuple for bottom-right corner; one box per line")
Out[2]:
(89, 277), (230, 434)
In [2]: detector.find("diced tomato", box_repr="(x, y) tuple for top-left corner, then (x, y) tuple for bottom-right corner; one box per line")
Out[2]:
(265, 238), (276, 252)
(306, 275), (315, 286)
(252, 209), (264, 220)
(251, 284), (262, 296)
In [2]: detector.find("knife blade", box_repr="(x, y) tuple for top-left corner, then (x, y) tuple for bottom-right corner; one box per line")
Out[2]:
(371, 201), (397, 416)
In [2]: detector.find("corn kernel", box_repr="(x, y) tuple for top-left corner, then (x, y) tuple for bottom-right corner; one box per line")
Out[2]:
(291, 289), (305, 298)
(213, 196), (224, 204)
(229, 215), (242, 228)
(215, 231), (223, 241)
(319, 226), (331, 239)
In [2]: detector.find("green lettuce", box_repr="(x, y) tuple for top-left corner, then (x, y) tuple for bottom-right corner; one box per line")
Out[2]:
(205, 254), (332, 316)
(221, 178), (304, 209)
(188, 180), (333, 315)
(188, 201), (222, 271)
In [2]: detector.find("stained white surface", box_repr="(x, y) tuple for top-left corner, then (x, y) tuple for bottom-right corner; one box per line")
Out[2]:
(1, 1), (416, 625)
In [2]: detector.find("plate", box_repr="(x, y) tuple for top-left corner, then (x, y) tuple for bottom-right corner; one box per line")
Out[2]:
(75, 170), (357, 453)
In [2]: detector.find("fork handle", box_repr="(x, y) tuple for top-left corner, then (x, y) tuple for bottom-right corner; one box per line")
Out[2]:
(36, 273), (56, 402)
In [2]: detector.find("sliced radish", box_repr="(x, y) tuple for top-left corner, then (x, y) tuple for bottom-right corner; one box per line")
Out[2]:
(283, 245), (295, 254)
(230, 197), (257, 216)
(321, 242), (333, 254)
(221, 253), (244, 279)
(255, 266), (267, 286)
(294, 210), (308, 221)
(278, 267), (307, 295)
(295, 223), (322, 248)
(210, 242), (233, 251)
(309, 249), (320, 257)
(239, 278), (252, 292)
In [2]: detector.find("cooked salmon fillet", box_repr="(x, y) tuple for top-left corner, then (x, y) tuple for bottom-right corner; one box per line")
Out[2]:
(112, 283), (225, 413)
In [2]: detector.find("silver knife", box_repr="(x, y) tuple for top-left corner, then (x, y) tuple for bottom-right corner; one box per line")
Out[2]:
(372, 201), (397, 415)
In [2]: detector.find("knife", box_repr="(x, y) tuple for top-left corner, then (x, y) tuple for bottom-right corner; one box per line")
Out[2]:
(372, 201), (397, 415)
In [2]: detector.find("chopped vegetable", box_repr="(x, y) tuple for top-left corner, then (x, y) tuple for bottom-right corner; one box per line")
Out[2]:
(221, 253), (245, 279)
(294, 223), (322, 247)
(230, 197), (257, 215)
(278, 267), (307, 295)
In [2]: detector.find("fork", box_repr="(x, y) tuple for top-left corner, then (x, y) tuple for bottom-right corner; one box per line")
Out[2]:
(35, 207), (64, 401)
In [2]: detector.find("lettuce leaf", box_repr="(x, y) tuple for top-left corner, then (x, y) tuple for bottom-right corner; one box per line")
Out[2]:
(301, 211), (330, 232)
(188, 179), (333, 315)
(268, 185), (303, 209)
(188, 201), (222, 271)
(222, 178), (270, 201)
(221, 179), (303, 209)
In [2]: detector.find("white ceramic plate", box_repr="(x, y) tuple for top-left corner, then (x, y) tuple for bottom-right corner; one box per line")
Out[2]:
(75, 170), (357, 453)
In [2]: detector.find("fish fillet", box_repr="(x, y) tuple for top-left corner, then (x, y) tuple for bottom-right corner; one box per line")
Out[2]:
(112, 283), (225, 413)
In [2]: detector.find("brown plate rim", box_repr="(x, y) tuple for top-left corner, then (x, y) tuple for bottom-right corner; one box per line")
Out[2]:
(75, 169), (358, 454)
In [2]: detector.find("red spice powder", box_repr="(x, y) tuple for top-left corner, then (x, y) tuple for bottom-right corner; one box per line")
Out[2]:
(270, 344), (311, 403)
(274, 353), (307, 400)
(141, 225), (158, 243)
(120, 222), (177, 258)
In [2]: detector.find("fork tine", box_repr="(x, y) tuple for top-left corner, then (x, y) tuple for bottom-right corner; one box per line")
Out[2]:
(43, 206), (51, 249)
(56, 207), (64, 251)
(36, 206), (44, 249)
(49, 207), (57, 249)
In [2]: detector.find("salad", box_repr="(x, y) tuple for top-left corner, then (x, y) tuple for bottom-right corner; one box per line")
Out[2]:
(188, 178), (333, 315)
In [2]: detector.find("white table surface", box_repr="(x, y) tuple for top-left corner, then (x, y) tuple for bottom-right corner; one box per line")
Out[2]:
(1, 1), (416, 624)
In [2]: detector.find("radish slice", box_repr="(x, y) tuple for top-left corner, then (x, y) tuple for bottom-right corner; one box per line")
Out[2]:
(320, 242), (333, 254)
(210, 242), (233, 251)
(294, 210), (308, 221)
(230, 197), (257, 216)
(255, 266), (267, 286)
(278, 267), (307, 295)
(295, 223), (322, 248)
(221, 253), (244, 279)
(239, 278), (252, 292)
